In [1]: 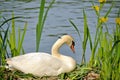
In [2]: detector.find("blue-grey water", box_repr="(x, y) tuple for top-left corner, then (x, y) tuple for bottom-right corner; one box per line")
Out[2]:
(0, 0), (120, 63)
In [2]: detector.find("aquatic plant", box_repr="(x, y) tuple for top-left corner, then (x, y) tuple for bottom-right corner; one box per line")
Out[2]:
(8, 13), (27, 57)
(0, 15), (9, 65)
(68, 0), (120, 79)
(0, 13), (25, 65)
(36, 0), (55, 52)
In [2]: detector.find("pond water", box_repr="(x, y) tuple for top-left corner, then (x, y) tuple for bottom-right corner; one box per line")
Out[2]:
(0, 0), (120, 63)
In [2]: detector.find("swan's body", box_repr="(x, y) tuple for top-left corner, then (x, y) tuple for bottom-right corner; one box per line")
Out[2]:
(6, 35), (76, 77)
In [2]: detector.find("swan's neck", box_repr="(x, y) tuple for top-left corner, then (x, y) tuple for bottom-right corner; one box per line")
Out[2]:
(51, 39), (65, 57)
(51, 38), (76, 71)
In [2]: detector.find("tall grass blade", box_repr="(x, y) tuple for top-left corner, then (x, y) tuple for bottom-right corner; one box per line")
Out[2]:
(0, 26), (9, 65)
(8, 13), (17, 56)
(69, 19), (82, 41)
(36, 0), (55, 52)
(105, 3), (114, 17)
(88, 32), (92, 50)
(89, 27), (102, 66)
(17, 22), (27, 54)
(0, 16), (10, 65)
(36, 0), (45, 52)
(111, 40), (120, 53)
(81, 9), (90, 64)
(11, 13), (16, 51)
(0, 16), (23, 28)
(42, 0), (55, 28)
(6, 13), (27, 57)
(2, 26), (9, 48)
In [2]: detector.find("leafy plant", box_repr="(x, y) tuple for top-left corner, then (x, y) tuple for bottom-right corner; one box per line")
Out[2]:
(0, 13), (24, 65)
(69, 0), (120, 79)
(36, 0), (55, 52)
(8, 13), (27, 57)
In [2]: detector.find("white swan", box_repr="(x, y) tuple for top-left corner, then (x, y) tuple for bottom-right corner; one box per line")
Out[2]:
(6, 35), (76, 77)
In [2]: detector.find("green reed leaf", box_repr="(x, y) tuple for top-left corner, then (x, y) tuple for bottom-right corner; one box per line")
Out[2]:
(17, 22), (27, 54)
(36, 0), (45, 52)
(105, 3), (114, 17)
(69, 19), (82, 41)
(36, 0), (55, 52)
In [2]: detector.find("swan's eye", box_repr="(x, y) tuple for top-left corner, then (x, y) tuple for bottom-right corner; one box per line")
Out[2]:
(72, 41), (75, 46)
(58, 36), (61, 38)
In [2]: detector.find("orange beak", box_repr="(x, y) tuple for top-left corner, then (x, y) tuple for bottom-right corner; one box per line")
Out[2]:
(70, 44), (75, 53)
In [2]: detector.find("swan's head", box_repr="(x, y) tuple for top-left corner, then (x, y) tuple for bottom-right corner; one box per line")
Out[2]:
(61, 35), (75, 53)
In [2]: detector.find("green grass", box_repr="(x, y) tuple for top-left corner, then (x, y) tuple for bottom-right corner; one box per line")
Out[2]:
(0, 13), (25, 65)
(36, 0), (55, 52)
(68, 1), (120, 80)
(8, 13), (27, 57)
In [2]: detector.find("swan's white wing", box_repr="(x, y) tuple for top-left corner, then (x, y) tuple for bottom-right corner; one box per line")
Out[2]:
(7, 53), (64, 76)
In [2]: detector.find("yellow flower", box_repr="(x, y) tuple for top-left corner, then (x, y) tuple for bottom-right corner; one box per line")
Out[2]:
(99, 0), (106, 3)
(92, 5), (99, 12)
(115, 18), (120, 25)
(100, 17), (108, 23)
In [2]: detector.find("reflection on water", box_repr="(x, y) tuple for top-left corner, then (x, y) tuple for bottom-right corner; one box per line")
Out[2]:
(0, 0), (120, 63)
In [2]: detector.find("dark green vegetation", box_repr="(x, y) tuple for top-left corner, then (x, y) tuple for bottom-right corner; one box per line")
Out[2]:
(0, 13), (27, 65)
(68, 1), (120, 80)
(0, 0), (120, 80)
